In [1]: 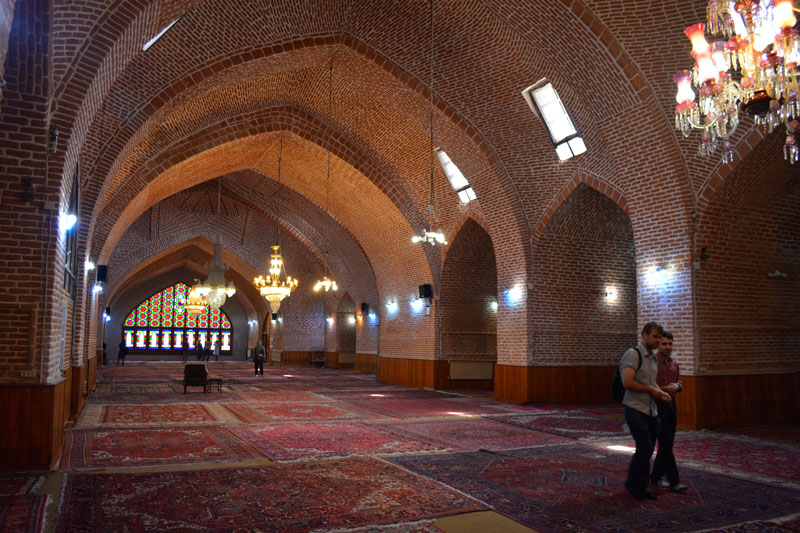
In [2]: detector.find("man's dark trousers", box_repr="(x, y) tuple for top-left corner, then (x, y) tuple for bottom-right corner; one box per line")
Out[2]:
(651, 399), (679, 485)
(624, 405), (660, 496)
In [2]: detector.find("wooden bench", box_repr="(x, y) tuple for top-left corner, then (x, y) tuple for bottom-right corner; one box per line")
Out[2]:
(183, 363), (215, 393)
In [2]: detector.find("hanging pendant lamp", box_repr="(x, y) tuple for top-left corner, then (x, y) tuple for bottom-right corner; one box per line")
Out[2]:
(315, 60), (339, 293)
(195, 178), (236, 310)
(253, 134), (299, 312)
(412, 0), (447, 247)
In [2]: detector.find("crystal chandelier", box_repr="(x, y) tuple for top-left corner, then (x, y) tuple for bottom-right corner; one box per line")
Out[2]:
(674, 0), (800, 164)
(254, 245), (299, 312)
(314, 60), (338, 293)
(195, 179), (236, 310)
(253, 134), (299, 313)
(412, 0), (448, 246)
(180, 280), (208, 316)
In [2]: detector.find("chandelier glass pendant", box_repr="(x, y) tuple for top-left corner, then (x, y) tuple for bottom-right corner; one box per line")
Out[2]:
(195, 178), (236, 310)
(314, 61), (338, 293)
(253, 134), (299, 313)
(412, 0), (448, 246)
(181, 280), (208, 316)
(674, 0), (800, 164)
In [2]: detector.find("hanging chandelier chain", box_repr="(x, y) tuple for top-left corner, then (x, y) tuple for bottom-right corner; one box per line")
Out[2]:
(277, 133), (283, 249)
(428, 0), (435, 221)
(326, 61), (333, 259)
(217, 177), (221, 242)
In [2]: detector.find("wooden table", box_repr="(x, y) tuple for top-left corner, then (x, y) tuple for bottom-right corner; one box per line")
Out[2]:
(205, 377), (222, 392)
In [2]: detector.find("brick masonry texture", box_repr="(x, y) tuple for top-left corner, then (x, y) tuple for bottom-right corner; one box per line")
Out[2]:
(0, 0), (797, 388)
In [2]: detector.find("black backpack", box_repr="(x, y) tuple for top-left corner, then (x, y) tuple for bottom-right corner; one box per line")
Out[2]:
(611, 347), (642, 402)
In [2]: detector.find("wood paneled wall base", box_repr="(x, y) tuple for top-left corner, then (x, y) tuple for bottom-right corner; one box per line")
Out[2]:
(69, 366), (85, 420)
(354, 353), (377, 373)
(88, 357), (97, 393)
(378, 357), (448, 390)
(0, 381), (66, 473)
(280, 351), (316, 367)
(677, 373), (800, 430)
(494, 365), (617, 404)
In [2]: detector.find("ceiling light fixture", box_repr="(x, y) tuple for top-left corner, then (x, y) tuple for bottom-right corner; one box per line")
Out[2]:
(315, 60), (338, 293)
(195, 178), (236, 310)
(675, 0), (799, 164)
(412, 0), (448, 246)
(180, 279), (208, 316)
(253, 134), (299, 313)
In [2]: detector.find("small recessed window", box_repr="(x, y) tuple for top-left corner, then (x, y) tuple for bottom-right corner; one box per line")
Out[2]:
(142, 17), (182, 52)
(522, 80), (586, 161)
(436, 150), (476, 204)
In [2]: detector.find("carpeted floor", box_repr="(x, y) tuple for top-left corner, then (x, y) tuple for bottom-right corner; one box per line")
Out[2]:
(5, 361), (797, 532)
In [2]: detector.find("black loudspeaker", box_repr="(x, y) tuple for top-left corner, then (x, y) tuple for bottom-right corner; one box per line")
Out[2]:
(271, 312), (278, 321)
(105, 307), (111, 316)
(97, 265), (108, 283)
(418, 284), (433, 299)
(360, 302), (369, 314)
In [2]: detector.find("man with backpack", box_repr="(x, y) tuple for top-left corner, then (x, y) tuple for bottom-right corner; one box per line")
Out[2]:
(619, 321), (671, 501)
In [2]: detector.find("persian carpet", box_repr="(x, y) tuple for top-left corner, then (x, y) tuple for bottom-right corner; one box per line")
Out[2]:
(61, 426), (264, 469)
(0, 495), (47, 533)
(56, 457), (485, 532)
(669, 433), (800, 486)
(375, 417), (572, 451)
(387, 443), (800, 532)
(75, 403), (240, 428)
(90, 391), (243, 404)
(233, 390), (327, 403)
(339, 398), (514, 419)
(319, 389), (448, 402)
(486, 412), (628, 440)
(229, 421), (445, 461)
(0, 475), (42, 495)
(224, 401), (367, 423)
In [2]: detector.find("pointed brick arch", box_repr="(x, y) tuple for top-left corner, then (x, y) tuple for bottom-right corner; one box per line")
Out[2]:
(532, 182), (637, 368)
(440, 218), (497, 373)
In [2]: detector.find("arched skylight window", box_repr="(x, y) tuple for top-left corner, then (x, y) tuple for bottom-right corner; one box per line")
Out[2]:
(436, 149), (476, 204)
(522, 80), (587, 161)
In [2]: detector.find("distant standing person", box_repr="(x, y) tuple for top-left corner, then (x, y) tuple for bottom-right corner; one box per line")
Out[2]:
(650, 330), (688, 493)
(181, 339), (189, 363)
(213, 338), (221, 361)
(117, 340), (127, 366)
(253, 340), (266, 376)
(196, 340), (204, 361)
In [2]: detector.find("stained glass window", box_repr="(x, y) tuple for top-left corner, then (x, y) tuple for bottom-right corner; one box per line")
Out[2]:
(122, 282), (233, 354)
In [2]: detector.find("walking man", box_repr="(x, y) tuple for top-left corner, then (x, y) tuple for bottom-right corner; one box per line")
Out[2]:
(620, 321), (671, 500)
(651, 331), (689, 492)
(253, 340), (265, 376)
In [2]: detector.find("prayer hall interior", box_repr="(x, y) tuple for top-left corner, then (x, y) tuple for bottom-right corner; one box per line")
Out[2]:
(0, 0), (798, 531)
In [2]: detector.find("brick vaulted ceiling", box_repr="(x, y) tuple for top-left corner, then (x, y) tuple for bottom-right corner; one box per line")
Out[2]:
(41, 1), (788, 315)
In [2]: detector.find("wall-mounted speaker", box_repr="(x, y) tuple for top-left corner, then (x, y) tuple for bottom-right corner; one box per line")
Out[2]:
(271, 312), (278, 321)
(96, 265), (108, 283)
(418, 283), (433, 299)
(360, 302), (369, 314)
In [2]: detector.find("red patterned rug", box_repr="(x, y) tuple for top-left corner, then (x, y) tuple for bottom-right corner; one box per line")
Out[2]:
(233, 390), (327, 403)
(670, 433), (800, 486)
(62, 426), (264, 469)
(320, 389), (450, 402)
(376, 417), (572, 451)
(388, 444), (800, 532)
(56, 457), (485, 531)
(486, 412), (628, 440)
(340, 398), (514, 419)
(75, 403), (239, 428)
(224, 401), (366, 423)
(229, 422), (445, 461)
(0, 495), (47, 533)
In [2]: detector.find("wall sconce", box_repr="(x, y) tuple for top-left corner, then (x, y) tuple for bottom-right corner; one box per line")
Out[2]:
(410, 298), (425, 313)
(85, 259), (96, 272)
(646, 266), (671, 286)
(604, 286), (617, 302)
(368, 311), (377, 322)
(386, 299), (398, 313)
(348, 314), (356, 325)
(768, 271), (788, 279)
(59, 211), (77, 233)
(489, 300), (498, 313)
(326, 315), (335, 325)
(506, 284), (523, 303)
(92, 283), (103, 294)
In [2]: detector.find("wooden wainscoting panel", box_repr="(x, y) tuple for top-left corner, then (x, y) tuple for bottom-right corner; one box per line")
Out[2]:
(494, 365), (531, 404)
(69, 365), (85, 420)
(281, 351), (313, 367)
(0, 381), (66, 473)
(378, 357), (448, 390)
(325, 352), (339, 368)
(529, 366), (617, 404)
(354, 353), (377, 373)
(686, 373), (800, 429)
(87, 357), (97, 392)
